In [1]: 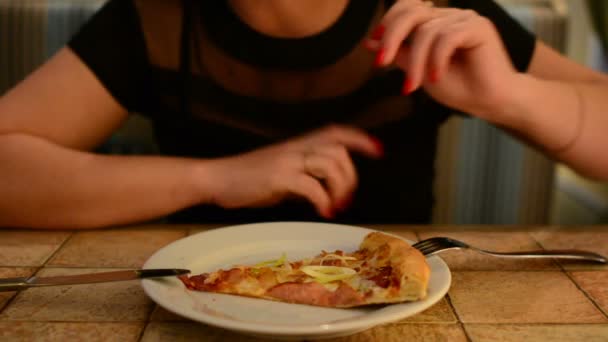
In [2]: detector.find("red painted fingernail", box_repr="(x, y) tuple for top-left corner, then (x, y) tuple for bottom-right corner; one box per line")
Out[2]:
(371, 25), (385, 40)
(430, 69), (439, 83)
(374, 48), (386, 67)
(362, 39), (375, 51)
(338, 196), (353, 212)
(402, 78), (413, 95)
(371, 137), (385, 156)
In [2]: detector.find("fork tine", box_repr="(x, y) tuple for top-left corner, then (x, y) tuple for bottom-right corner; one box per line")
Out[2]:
(416, 247), (437, 255)
(412, 238), (445, 251)
(413, 237), (460, 256)
(414, 246), (437, 255)
(414, 241), (444, 255)
(411, 237), (440, 248)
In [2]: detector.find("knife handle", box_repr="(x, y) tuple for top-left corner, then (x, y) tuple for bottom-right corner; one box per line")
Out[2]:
(0, 277), (30, 292)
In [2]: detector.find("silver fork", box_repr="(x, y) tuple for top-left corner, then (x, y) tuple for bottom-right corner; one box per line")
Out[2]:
(412, 237), (607, 263)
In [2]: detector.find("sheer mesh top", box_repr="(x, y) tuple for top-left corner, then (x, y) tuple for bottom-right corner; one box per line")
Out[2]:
(68, 0), (535, 223)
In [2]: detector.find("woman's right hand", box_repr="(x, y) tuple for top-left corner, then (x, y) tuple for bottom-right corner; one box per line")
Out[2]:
(201, 125), (384, 218)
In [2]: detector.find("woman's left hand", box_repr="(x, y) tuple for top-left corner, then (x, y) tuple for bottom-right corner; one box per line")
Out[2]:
(366, 0), (519, 124)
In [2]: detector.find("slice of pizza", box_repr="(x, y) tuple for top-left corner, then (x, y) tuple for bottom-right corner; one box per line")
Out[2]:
(179, 232), (430, 308)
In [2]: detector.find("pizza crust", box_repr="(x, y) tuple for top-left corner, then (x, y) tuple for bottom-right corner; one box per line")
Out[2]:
(360, 232), (430, 303)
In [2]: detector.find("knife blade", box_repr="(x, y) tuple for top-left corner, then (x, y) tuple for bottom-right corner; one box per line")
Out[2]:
(0, 269), (190, 292)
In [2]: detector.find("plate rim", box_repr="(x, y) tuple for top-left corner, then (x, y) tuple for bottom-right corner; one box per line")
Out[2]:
(142, 221), (451, 336)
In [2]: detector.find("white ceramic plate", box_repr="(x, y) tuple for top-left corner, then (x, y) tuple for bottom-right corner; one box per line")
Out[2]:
(142, 222), (451, 340)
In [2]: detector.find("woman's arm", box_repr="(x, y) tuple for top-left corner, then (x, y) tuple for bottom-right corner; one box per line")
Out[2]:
(496, 43), (608, 180)
(0, 49), (381, 229)
(0, 48), (214, 228)
(368, 1), (608, 180)
(0, 133), (214, 229)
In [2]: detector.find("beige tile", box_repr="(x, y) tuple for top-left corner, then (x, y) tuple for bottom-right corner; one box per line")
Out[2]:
(570, 271), (608, 315)
(0, 322), (142, 342)
(0, 268), (153, 322)
(48, 228), (186, 268)
(327, 324), (468, 342)
(141, 322), (272, 342)
(417, 231), (558, 271)
(150, 305), (189, 322)
(532, 230), (608, 270)
(0, 230), (71, 267)
(188, 223), (233, 236)
(366, 226), (418, 242)
(396, 298), (457, 323)
(365, 225), (418, 242)
(0, 268), (36, 312)
(465, 324), (608, 342)
(449, 271), (606, 323)
(421, 225), (536, 232)
(141, 322), (467, 342)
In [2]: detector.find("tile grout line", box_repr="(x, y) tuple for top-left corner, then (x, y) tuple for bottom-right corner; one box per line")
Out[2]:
(0, 292), (17, 316)
(0, 232), (76, 269)
(136, 321), (150, 342)
(444, 294), (473, 342)
(527, 230), (607, 271)
(560, 267), (608, 320)
(456, 322), (608, 326)
(0, 232), (76, 316)
(136, 267), (162, 342)
(526, 232), (563, 269)
(534, 228), (608, 319)
(39, 231), (77, 269)
(526, 231), (544, 249)
(137, 301), (158, 341)
(24, 266), (141, 270)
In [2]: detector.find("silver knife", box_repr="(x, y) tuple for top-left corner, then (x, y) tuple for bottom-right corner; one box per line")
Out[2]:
(0, 269), (190, 292)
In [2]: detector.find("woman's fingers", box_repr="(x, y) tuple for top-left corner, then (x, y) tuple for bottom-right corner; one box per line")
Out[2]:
(371, 3), (493, 95)
(429, 13), (486, 80)
(303, 153), (349, 209)
(213, 124), (382, 217)
(401, 17), (443, 93)
(323, 145), (358, 197)
(298, 125), (381, 211)
(404, 10), (471, 92)
(428, 26), (469, 83)
(303, 144), (358, 210)
(379, 0), (421, 26)
(365, 0), (490, 88)
(315, 125), (384, 158)
(287, 174), (333, 218)
(376, 3), (436, 67)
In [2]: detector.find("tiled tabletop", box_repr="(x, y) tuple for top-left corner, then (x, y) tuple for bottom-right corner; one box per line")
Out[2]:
(1, 224), (607, 341)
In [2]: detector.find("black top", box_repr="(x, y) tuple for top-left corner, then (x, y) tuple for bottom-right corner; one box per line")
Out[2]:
(68, 0), (536, 224)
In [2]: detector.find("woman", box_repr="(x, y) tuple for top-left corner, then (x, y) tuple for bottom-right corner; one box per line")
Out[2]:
(0, 0), (606, 229)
